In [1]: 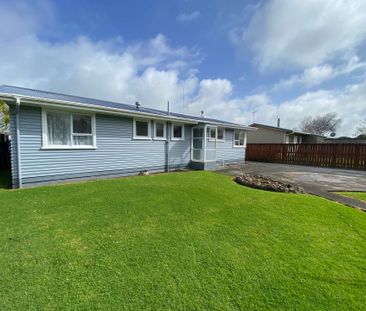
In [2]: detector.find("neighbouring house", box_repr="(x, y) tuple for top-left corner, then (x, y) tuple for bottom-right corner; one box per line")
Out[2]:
(247, 123), (325, 144)
(0, 85), (256, 188)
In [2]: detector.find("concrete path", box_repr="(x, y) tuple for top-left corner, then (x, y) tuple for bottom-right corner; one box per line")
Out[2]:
(218, 161), (366, 211)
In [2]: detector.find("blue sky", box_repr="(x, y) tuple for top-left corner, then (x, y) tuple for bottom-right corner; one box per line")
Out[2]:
(44, 0), (261, 94)
(1, 0), (366, 136)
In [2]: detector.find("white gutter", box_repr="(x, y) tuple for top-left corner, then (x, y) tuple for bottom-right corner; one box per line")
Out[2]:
(15, 97), (22, 188)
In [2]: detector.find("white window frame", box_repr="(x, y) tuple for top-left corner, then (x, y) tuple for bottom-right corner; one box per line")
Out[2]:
(153, 121), (166, 140)
(233, 130), (247, 148)
(208, 127), (225, 142)
(208, 127), (216, 140)
(133, 118), (152, 140)
(217, 127), (225, 141)
(171, 123), (185, 141)
(41, 108), (96, 150)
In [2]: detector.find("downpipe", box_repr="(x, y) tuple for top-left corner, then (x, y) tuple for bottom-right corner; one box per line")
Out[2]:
(15, 97), (22, 188)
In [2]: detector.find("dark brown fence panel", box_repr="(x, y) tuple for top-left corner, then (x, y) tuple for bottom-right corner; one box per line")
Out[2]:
(0, 134), (10, 170)
(246, 143), (366, 170)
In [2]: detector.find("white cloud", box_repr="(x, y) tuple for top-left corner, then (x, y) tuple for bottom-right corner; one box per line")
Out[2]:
(277, 82), (366, 136)
(0, 0), (54, 40)
(238, 0), (366, 70)
(1, 1), (365, 137)
(185, 77), (366, 137)
(0, 2), (204, 113)
(273, 57), (366, 90)
(176, 11), (201, 23)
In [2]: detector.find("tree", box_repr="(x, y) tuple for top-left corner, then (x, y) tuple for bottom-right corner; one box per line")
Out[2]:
(354, 119), (366, 137)
(0, 101), (10, 133)
(299, 112), (341, 136)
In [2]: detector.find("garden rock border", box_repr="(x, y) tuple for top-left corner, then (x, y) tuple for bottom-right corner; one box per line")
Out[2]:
(235, 174), (305, 194)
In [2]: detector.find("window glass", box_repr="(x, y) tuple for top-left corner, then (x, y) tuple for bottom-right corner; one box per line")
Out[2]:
(47, 111), (71, 146)
(73, 136), (93, 146)
(193, 128), (203, 138)
(173, 124), (183, 139)
(209, 128), (216, 139)
(193, 149), (203, 161)
(217, 128), (224, 140)
(73, 115), (92, 134)
(234, 131), (245, 146)
(136, 120), (149, 137)
(155, 122), (165, 138)
(45, 111), (94, 147)
(193, 139), (203, 149)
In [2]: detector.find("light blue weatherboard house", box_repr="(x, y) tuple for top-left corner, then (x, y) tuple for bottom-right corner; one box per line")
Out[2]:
(0, 85), (256, 188)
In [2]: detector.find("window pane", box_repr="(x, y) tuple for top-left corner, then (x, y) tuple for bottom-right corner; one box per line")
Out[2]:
(193, 149), (203, 161)
(136, 121), (149, 136)
(210, 128), (216, 139)
(193, 128), (203, 138)
(217, 128), (224, 140)
(73, 115), (92, 134)
(173, 125), (182, 138)
(234, 131), (244, 146)
(193, 138), (203, 148)
(73, 136), (93, 146)
(155, 123), (164, 137)
(47, 112), (71, 146)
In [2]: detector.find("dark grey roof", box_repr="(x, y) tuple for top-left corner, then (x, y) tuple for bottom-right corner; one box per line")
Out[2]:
(0, 85), (252, 129)
(250, 122), (323, 137)
(250, 123), (293, 133)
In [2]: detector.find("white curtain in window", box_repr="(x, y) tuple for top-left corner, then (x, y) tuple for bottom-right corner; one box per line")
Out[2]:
(47, 112), (71, 146)
(73, 136), (93, 145)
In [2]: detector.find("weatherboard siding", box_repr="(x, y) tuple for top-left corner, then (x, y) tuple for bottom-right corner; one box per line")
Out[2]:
(246, 127), (286, 144)
(216, 129), (245, 162)
(10, 105), (191, 187)
(8, 105), (246, 187)
(210, 129), (246, 162)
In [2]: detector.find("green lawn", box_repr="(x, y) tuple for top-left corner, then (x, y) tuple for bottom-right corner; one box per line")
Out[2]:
(1, 171), (366, 310)
(339, 192), (366, 202)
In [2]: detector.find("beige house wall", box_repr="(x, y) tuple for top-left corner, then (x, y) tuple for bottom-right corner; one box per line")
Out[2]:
(247, 127), (286, 143)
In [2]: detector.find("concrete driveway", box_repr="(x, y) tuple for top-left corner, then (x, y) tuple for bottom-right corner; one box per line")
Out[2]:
(218, 161), (366, 211)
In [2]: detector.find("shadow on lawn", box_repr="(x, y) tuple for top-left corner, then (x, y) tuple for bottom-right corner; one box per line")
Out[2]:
(0, 170), (11, 189)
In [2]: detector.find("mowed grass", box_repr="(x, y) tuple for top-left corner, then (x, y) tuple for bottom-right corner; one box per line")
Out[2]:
(339, 192), (366, 202)
(0, 171), (366, 310)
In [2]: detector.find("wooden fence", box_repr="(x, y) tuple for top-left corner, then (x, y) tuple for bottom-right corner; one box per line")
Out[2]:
(0, 134), (10, 170)
(246, 143), (366, 170)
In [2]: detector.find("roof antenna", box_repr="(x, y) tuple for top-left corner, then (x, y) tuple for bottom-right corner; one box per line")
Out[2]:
(135, 101), (140, 109)
(167, 101), (170, 115)
(201, 110), (204, 118)
(277, 106), (280, 128)
(252, 110), (257, 123)
(182, 83), (185, 114)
